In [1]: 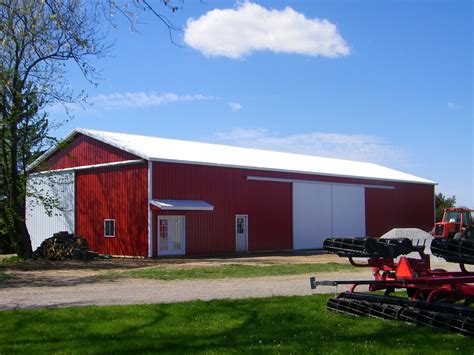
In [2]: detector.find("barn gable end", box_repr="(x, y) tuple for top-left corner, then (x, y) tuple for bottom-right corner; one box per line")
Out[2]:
(36, 133), (140, 171)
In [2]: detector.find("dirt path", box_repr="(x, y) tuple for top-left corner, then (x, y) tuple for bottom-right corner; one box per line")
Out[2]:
(0, 271), (373, 310)
(0, 253), (460, 311)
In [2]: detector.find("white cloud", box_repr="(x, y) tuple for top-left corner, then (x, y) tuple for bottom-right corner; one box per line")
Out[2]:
(229, 102), (243, 112)
(212, 128), (408, 166)
(447, 101), (458, 109)
(92, 92), (214, 109)
(48, 92), (215, 113)
(184, 2), (350, 59)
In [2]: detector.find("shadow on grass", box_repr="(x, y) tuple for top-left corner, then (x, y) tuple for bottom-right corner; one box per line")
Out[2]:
(0, 295), (471, 354)
(0, 273), (116, 289)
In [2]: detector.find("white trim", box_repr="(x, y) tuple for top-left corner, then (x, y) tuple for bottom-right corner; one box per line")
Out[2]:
(235, 214), (248, 253)
(72, 171), (76, 235)
(157, 215), (186, 256)
(104, 219), (116, 238)
(30, 159), (145, 175)
(246, 176), (396, 190)
(150, 200), (214, 211)
(147, 161), (153, 257)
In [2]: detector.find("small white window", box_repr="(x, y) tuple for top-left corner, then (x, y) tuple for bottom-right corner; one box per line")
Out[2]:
(104, 219), (115, 237)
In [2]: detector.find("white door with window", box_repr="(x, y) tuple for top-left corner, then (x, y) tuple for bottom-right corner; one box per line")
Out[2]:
(235, 215), (248, 252)
(157, 216), (185, 255)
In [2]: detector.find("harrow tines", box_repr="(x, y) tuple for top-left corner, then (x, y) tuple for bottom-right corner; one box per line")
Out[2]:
(323, 238), (377, 257)
(323, 237), (414, 258)
(400, 307), (474, 337)
(431, 239), (474, 265)
(327, 296), (402, 320)
(327, 298), (368, 317)
(365, 302), (402, 320)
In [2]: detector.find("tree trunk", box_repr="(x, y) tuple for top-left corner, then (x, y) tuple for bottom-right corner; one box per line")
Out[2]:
(12, 219), (33, 259)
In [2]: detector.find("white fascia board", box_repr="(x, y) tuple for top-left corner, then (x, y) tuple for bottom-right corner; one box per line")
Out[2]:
(147, 161), (153, 258)
(246, 176), (396, 189)
(29, 159), (145, 175)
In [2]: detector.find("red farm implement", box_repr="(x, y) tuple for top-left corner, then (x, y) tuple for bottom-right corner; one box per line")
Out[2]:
(310, 236), (474, 336)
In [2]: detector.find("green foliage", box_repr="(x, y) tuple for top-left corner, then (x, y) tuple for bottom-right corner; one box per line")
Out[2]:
(0, 296), (471, 353)
(0, 272), (11, 282)
(120, 263), (361, 280)
(435, 193), (456, 222)
(1, 255), (21, 265)
(0, 0), (109, 258)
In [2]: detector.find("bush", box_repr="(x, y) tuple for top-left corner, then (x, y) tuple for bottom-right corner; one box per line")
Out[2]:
(0, 234), (14, 254)
(1, 255), (20, 264)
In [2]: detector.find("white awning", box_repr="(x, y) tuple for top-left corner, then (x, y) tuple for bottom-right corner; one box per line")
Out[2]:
(150, 200), (214, 211)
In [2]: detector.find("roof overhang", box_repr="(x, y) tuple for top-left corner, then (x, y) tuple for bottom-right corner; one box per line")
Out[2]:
(150, 200), (214, 211)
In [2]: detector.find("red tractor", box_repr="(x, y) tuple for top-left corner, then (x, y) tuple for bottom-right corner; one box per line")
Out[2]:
(432, 207), (473, 238)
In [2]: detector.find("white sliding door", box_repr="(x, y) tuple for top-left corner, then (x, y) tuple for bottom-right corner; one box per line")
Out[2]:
(293, 182), (366, 249)
(331, 185), (366, 238)
(293, 183), (332, 249)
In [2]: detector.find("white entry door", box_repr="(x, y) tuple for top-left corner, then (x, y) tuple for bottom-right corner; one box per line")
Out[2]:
(157, 216), (185, 255)
(235, 215), (248, 252)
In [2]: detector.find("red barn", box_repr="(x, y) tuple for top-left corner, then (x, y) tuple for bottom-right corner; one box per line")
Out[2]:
(26, 129), (436, 257)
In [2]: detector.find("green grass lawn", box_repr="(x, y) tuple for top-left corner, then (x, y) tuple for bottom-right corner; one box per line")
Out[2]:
(0, 272), (10, 282)
(0, 295), (471, 354)
(119, 262), (356, 280)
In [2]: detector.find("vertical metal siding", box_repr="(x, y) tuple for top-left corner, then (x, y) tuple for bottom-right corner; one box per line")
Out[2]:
(365, 183), (434, 237)
(26, 171), (75, 250)
(39, 134), (139, 171)
(151, 162), (293, 256)
(152, 161), (434, 256)
(75, 163), (148, 256)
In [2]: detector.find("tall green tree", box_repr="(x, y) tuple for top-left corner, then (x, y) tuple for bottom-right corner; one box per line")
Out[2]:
(0, 0), (182, 258)
(0, 0), (108, 258)
(435, 193), (456, 222)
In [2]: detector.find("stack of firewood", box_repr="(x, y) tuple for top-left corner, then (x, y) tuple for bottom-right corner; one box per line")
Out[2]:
(33, 231), (98, 260)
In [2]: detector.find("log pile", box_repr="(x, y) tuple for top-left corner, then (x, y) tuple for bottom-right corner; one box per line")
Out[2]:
(33, 231), (98, 260)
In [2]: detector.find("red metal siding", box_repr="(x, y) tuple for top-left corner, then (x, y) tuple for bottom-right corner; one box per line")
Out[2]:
(75, 163), (148, 256)
(365, 183), (434, 238)
(152, 161), (434, 256)
(152, 163), (293, 256)
(39, 133), (139, 171)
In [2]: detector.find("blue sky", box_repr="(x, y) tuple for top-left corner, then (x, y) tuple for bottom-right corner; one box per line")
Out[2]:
(51, 0), (473, 207)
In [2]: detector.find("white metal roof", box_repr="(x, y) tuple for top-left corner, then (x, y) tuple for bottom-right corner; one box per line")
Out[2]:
(151, 200), (214, 211)
(32, 128), (436, 185)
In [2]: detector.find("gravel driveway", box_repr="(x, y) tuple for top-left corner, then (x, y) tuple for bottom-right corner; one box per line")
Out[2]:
(0, 249), (459, 311)
(0, 271), (372, 311)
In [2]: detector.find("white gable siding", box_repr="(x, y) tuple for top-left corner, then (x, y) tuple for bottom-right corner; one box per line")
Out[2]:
(26, 172), (75, 250)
